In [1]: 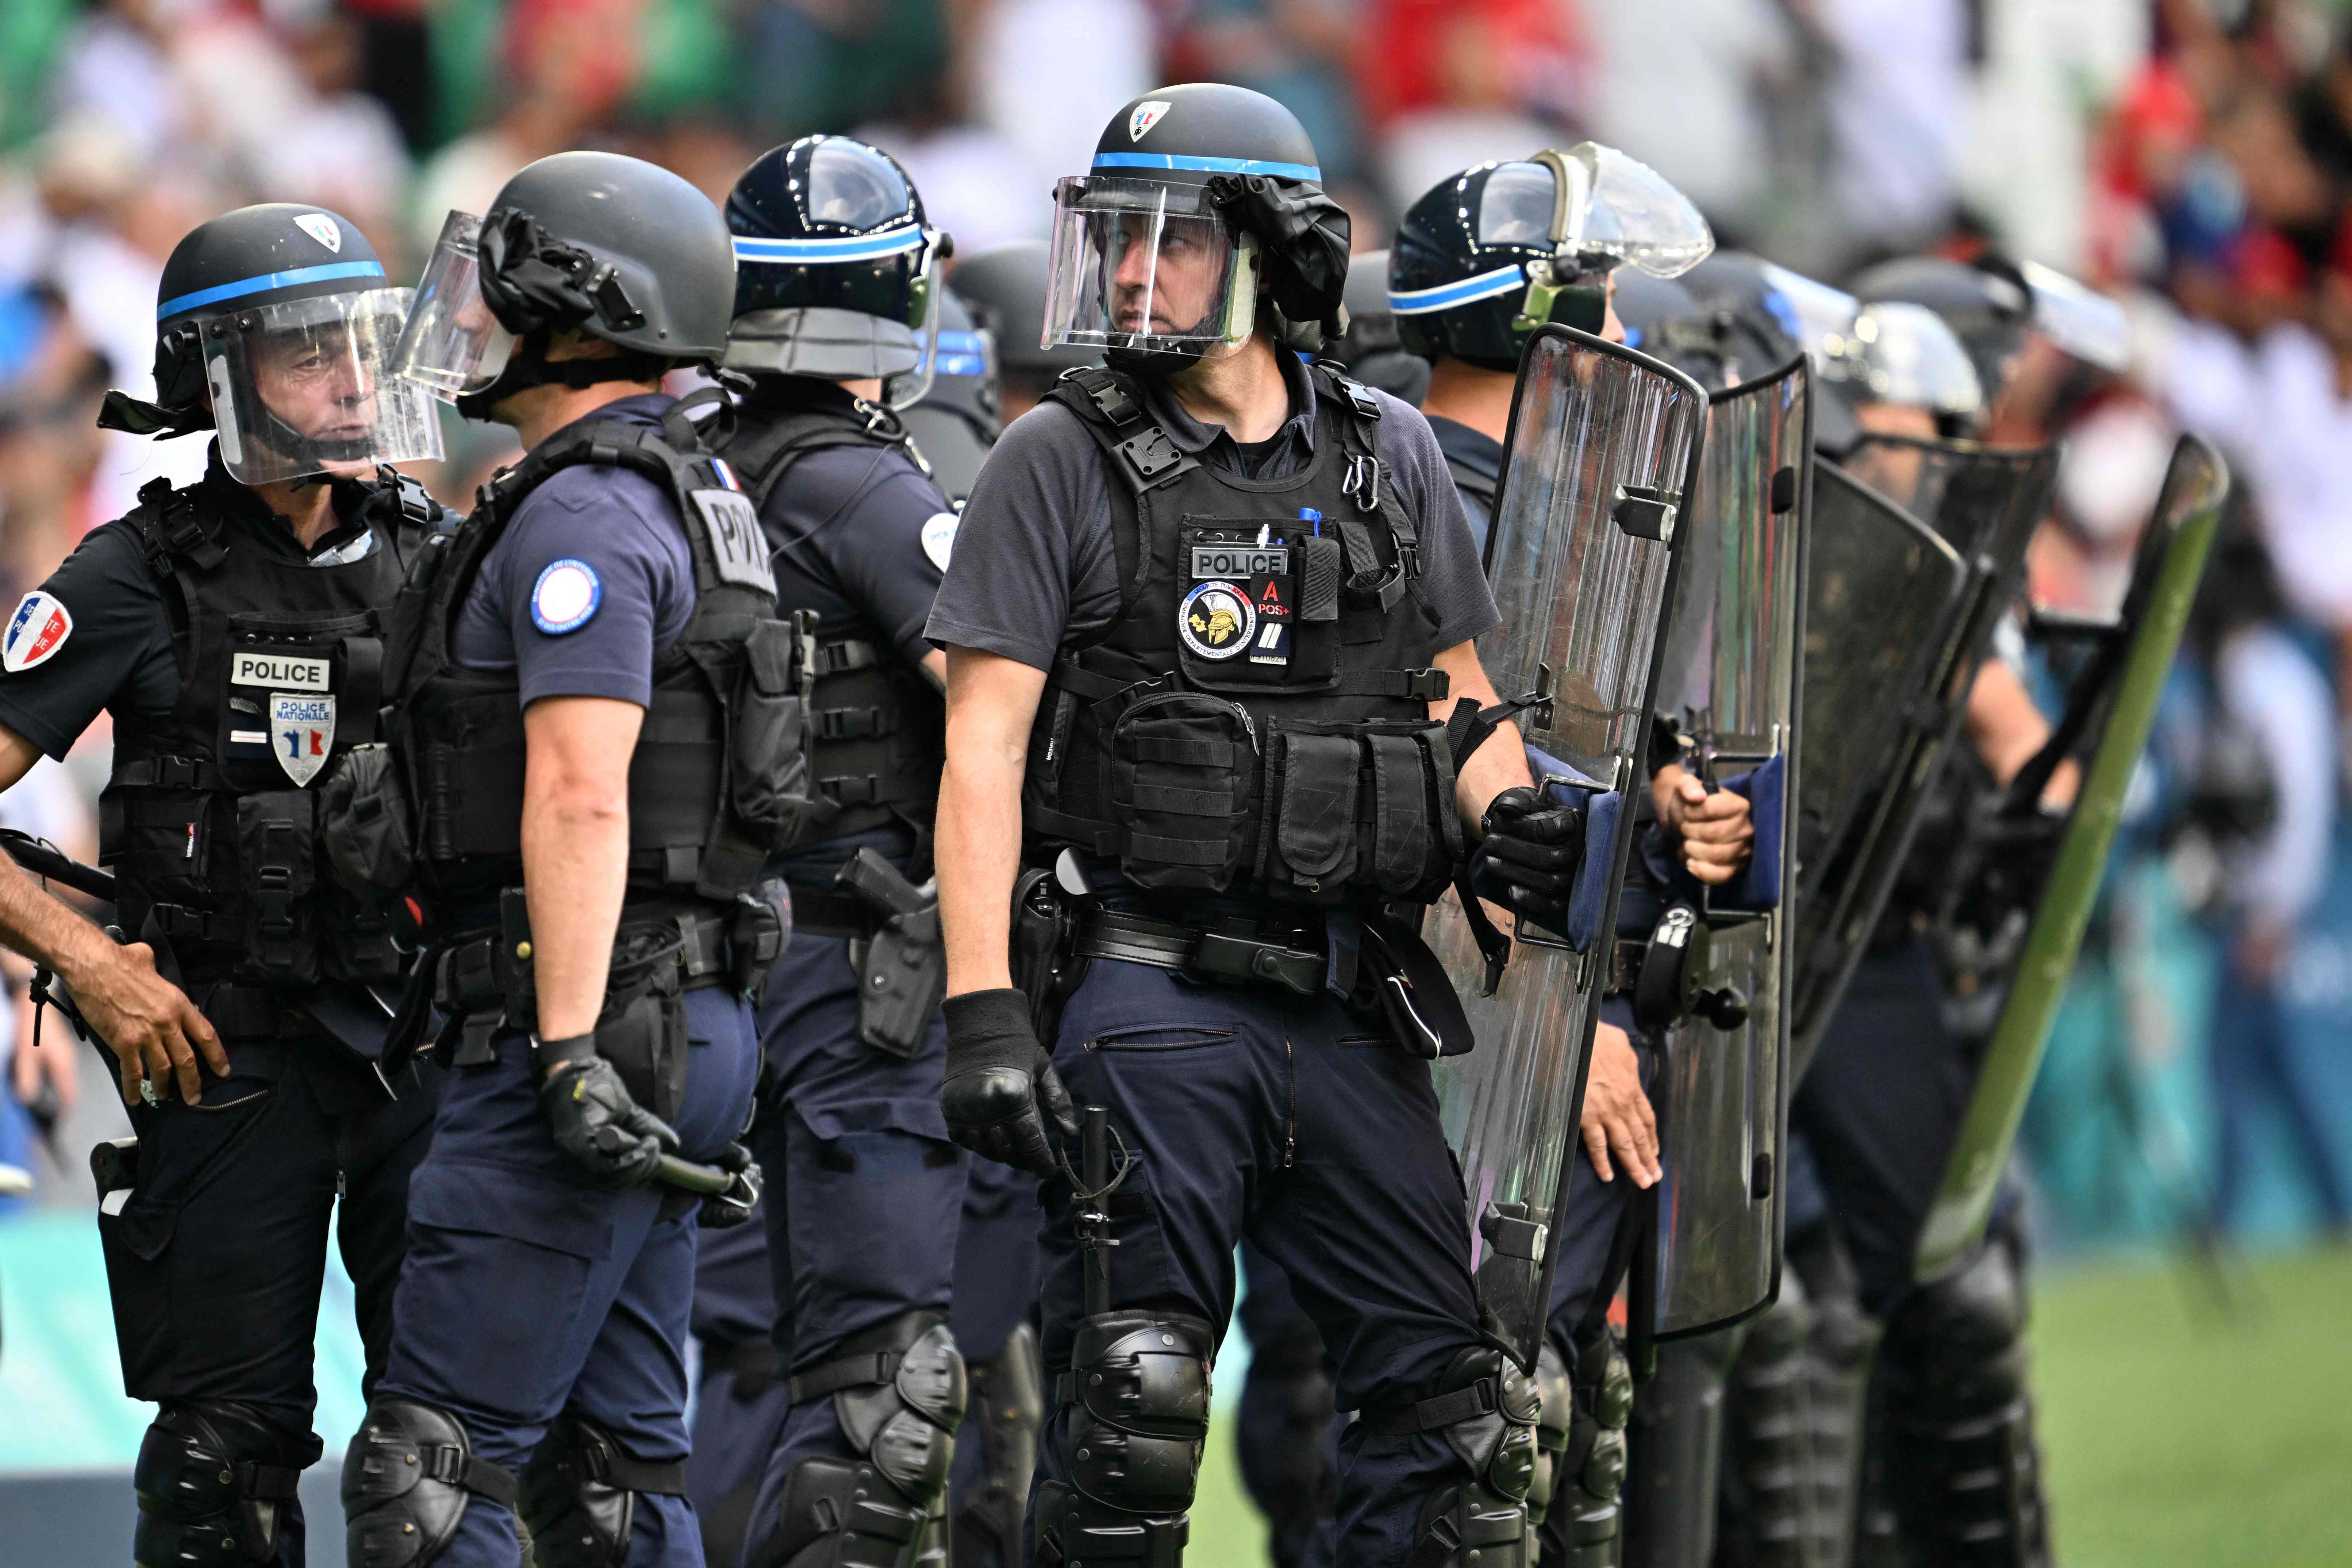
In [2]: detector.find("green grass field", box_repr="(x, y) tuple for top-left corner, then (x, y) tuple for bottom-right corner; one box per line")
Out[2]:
(1185, 1245), (2352, 1568)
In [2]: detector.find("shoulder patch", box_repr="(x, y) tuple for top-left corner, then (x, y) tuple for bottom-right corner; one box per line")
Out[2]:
(530, 559), (603, 635)
(920, 511), (958, 572)
(2, 592), (73, 673)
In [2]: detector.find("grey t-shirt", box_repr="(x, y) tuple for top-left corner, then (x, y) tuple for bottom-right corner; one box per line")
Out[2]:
(926, 350), (1498, 669)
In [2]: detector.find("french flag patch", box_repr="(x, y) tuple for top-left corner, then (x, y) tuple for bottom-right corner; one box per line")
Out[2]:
(710, 457), (741, 492)
(2, 591), (72, 673)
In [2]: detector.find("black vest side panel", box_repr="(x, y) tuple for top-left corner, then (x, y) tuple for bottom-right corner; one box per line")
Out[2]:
(1023, 365), (1464, 909)
(716, 399), (945, 841)
(102, 477), (411, 986)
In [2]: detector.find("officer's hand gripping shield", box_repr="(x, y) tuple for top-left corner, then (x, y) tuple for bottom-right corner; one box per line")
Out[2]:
(200, 285), (443, 485)
(1630, 357), (1812, 1344)
(393, 210), (519, 400)
(1427, 325), (1706, 1371)
(1913, 435), (2227, 1280)
(1788, 436), (2060, 1069)
(1044, 176), (1258, 356)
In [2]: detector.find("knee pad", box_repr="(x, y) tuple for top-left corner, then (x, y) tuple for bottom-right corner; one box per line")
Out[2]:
(342, 1399), (518, 1568)
(754, 1311), (968, 1568)
(517, 1410), (687, 1568)
(1712, 1281), (1814, 1568)
(1876, 1240), (2049, 1568)
(1031, 1309), (1215, 1568)
(1619, 1329), (1737, 1568)
(1524, 1342), (1574, 1533)
(1540, 1326), (1630, 1568)
(1364, 1344), (1537, 1568)
(1787, 1225), (1883, 1568)
(953, 1321), (1045, 1567)
(134, 1402), (314, 1567)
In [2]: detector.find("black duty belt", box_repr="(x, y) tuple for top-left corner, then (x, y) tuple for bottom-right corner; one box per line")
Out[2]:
(433, 905), (740, 1015)
(786, 883), (879, 939)
(1075, 907), (1326, 998)
(1606, 937), (1648, 998)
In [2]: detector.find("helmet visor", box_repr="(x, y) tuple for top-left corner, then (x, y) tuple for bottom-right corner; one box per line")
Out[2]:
(1045, 176), (1254, 353)
(2017, 259), (2129, 372)
(393, 211), (518, 400)
(1756, 261), (1859, 355)
(1823, 301), (1983, 415)
(881, 249), (944, 409)
(1562, 143), (1715, 279)
(202, 287), (443, 486)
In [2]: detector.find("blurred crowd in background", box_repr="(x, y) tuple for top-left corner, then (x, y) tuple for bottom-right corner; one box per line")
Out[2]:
(0, 0), (2349, 1261)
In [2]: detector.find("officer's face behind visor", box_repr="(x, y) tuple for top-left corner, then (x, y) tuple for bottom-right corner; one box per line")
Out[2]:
(205, 288), (442, 487)
(392, 210), (519, 401)
(1044, 176), (1256, 355)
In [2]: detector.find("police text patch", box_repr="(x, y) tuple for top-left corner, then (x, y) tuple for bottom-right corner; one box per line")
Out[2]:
(1191, 544), (1288, 581)
(691, 489), (776, 593)
(1, 592), (71, 673)
(231, 652), (331, 691)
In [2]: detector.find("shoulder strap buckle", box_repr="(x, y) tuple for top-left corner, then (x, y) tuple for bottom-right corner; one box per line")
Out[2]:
(1330, 370), (1382, 421)
(1074, 368), (1141, 427)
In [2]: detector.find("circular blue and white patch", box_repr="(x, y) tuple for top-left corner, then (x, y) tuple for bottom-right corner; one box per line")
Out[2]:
(531, 558), (602, 635)
(920, 511), (958, 572)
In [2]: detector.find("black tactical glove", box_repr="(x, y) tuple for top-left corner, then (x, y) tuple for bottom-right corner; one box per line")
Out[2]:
(1203, 174), (1351, 338)
(1475, 785), (1587, 929)
(538, 1038), (680, 1188)
(941, 988), (1079, 1175)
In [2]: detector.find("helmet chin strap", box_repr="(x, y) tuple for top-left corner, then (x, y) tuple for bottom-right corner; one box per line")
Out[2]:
(454, 330), (670, 422)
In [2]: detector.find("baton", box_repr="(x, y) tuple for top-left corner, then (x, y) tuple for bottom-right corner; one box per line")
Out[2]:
(0, 830), (115, 904)
(652, 1151), (762, 1220)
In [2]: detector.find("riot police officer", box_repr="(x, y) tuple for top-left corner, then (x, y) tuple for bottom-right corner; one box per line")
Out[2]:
(0, 203), (447, 1566)
(899, 284), (1003, 505)
(338, 151), (787, 1568)
(947, 239), (1097, 424)
(704, 134), (972, 1568)
(929, 84), (1613, 1566)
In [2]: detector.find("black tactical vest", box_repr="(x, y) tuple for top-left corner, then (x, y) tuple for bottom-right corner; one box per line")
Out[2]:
(713, 387), (945, 842)
(102, 469), (439, 987)
(385, 407), (819, 915)
(1023, 363), (1465, 909)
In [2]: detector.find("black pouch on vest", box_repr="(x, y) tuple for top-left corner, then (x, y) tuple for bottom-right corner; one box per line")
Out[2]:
(237, 791), (318, 983)
(597, 926), (690, 1124)
(99, 784), (215, 910)
(318, 742), (415, 896)
(729, 615), (820, 849)
(324, 890), (404, 984)
(1259, 727), (1360, 900)
(1107, 691), (1259, 891)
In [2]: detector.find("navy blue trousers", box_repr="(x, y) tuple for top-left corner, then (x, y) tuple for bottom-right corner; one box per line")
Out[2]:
(376, 987), (760, 1567)
(98, 1038), (437, 1568)
(737, 880), (964, 1563)
(1030, 958), (1486, 1563)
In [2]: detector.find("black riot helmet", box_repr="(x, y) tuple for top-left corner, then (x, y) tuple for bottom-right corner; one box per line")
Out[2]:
(898, 286), (1001, 503)
(1391, 145), (1714, 371)
(98, 203), (441, 485)
(722, 135), (952, 407)
(1847, 255), (2033, 408)
(1320, 248), (1428, 406)
(1044, 81), (1352, 369)
(951, 239), (1095, 418)
(393, 150), (735, 420)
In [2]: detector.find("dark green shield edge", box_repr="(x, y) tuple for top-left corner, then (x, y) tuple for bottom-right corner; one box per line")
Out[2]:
(1913, 435), (2229, 1280)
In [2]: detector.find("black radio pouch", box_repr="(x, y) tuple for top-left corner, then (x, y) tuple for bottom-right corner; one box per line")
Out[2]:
(237, 791), (319, 984)
(593, 923), (691, 1126)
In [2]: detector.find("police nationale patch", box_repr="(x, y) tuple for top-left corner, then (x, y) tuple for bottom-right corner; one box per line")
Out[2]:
(1130, 100), (1172, 142)
(269, 693), (335, 787)
(531, 559), (602, 635)
(1180, 581), (1254, 661)
(2, 592), (72, 673)
(921, 511), (958, 572)
(294, 212), (343, 252)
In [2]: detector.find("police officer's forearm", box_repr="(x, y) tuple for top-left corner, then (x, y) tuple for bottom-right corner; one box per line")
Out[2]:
(520, 696), (645, 1047)
(1432, 640), (1535, 830)
(0, 725), (103, 980)
(939, 647), (1048, 997)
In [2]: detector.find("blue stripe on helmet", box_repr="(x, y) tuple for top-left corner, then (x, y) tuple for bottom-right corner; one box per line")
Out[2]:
(1089, 152), (1322, 181)
(1387, 264), (1527, 316)
(732, 228), (925, 264)
(156, 261), (388, 321)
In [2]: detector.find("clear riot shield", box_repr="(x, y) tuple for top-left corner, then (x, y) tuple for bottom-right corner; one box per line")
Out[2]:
(1914, 437), (2228, 1279)
(1787, 439), (2061, 1071)
(1629, 357), (1810, 1342)
(1429, 326), (1707, 1371)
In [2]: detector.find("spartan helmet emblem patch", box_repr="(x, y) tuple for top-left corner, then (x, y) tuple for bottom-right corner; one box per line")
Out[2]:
(1129, 100), (1172, 142)
(1180, 581), (1254, 660)
(293, 212), (343, 252)
(269, 693), (335, 786)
